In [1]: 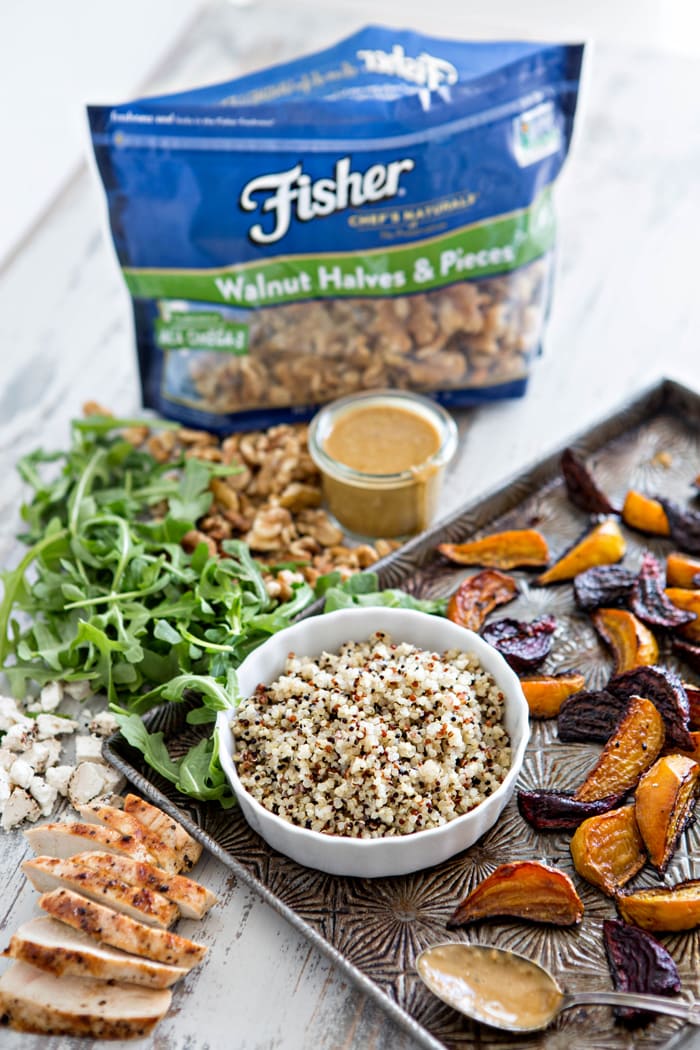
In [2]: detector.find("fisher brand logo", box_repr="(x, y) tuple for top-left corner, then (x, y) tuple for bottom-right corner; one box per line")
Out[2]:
(356, 44), (458, 107)
(240, 155), (415, 245)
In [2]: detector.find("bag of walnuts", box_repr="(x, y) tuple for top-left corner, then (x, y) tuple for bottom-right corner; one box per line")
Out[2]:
(89, 26), (584, 432)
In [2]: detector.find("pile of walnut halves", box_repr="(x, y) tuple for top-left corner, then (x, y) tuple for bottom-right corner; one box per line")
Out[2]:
(0, 793), (215, 1039)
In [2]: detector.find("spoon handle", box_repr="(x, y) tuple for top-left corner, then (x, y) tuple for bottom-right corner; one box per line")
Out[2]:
(562, 991), (700, 1025)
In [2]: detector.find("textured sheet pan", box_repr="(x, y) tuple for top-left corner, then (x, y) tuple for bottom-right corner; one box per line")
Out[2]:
(106, 378), (700, 1049)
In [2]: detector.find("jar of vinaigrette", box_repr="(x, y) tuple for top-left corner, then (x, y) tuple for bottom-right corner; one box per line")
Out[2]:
(308, 390), (458, 538)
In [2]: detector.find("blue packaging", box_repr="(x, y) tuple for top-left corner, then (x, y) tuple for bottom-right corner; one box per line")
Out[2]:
(89, 26), (584, 431)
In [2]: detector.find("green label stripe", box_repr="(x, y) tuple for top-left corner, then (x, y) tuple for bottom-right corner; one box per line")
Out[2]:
(124, 187), (555, 307)
(155, 312), (248, 353)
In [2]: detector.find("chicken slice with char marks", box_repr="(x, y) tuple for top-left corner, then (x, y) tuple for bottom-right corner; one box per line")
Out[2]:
(123, 793), (202, 872)
(38, 888), (207, 968)
(3, 917), (187, 989)
(0, 960), (171, 1038)
(22, 856), (178, 929)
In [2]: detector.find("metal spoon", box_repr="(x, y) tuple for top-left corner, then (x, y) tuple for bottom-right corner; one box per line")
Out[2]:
(416, 943), (700, 1033)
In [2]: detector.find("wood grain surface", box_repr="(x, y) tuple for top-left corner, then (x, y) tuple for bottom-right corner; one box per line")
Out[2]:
(0, 3), (699, 1048)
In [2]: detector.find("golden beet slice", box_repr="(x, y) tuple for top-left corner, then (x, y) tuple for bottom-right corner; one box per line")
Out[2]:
(634, 753), (699, 873)
(673, 730), (700, 762)
(665, 588), (700, 642)
(592, 608), (659, 673)
(574, 695), (665, 802)
(446, 570), (518, 631)
(536, 519), (625, 586)
(666, 552), (700, 588)
(437, 529), (549, 570)
(622, 491), (670, 536)
(446, 861), (584, 928)
(520, 672), (586, 719)
(617, 881), (700, 932)
(570, 804), (646, 896)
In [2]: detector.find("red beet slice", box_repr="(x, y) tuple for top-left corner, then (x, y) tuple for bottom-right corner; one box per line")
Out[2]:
(557, 689), (630, 743)
(517, 790), (624, 831)
(607, 665), (693, 750)
(561, 448), (619, 515)
(573, 565), (636, 612)
(631, 551), (696, 629)
(673, 637), (700, 675)
(660, 499), (700, 555)
(603, 919), (681, 1027)
(481, 616), (556, 673)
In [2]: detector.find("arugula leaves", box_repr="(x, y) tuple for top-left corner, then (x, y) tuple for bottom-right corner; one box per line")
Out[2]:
(1, 416), (446, 807)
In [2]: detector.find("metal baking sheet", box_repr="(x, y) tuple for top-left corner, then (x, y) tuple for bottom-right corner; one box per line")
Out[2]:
(106, 377), (700, 1049)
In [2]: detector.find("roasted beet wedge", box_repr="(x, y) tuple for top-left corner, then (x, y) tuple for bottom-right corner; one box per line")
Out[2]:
(622, 491), (670, 536)
(672, 637), (700, 674)
(557, 689), (630, 743)
(635, 754), (699, 874)
(520, 672), (585, 719)
(446, 570), (517, 632)
(685, 682), (700, 729)
(660, 499), (700, 555)
(517, 789), (624, 832)
(617, 880), (700, 932)
(437, 529), (549, 570)
(447, 861), (584, 928)
(480, 616), (556, 673)
(573, 565), (636, 612)
(607, 665), (693, 751)
(574, 696), (665, 803)
(592, 608), (659, 673)
(536, 519), (626, 586)
(631, 551), (697, 629)
(570, 804), (646, 897)
(561, 448), (619, 515)
(603, 919), (681, 1027)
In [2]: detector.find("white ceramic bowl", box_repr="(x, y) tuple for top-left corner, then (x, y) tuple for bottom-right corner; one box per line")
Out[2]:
(216, 607), (529, 878)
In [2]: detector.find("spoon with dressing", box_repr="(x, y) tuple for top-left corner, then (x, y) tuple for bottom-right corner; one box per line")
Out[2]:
(416, 943), (700, 1033)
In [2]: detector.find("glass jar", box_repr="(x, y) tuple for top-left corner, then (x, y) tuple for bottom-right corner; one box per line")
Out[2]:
(308, 390), (458, 539)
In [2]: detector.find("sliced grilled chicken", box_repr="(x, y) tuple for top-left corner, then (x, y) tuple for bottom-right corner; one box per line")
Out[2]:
(22, 857), (178, 928)
(71, 850), (217, 919)
(77, 803), (180, 874)
(39, 888), (207, 968)
(124, 793), (202, 871)
(3, 917), (187, 989)
(24, 821), (154, 864)
(0, 960), (171, 1038)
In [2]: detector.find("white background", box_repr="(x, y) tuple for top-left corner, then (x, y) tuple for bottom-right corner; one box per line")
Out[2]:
(2, 0), (700, 269)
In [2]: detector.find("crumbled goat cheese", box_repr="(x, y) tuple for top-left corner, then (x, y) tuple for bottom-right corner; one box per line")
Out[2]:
(75, 734), (106, 765)
(89, 710), (119, 737)
(22, 740), (60, 774)
(0, 768), (10, 802)
(62, 680), (93, 701)
(2, 723), (36, 751)
(35, 714), (79, 739)
(2, 788), (41, 830)
(68, 762), (110, 807)
(29, 775), (58, 816)
(0, 696), (30, 732)
(39, 681), (63, 712)
(45, 765), (74, 797)
(8, 758), (34, 790)
(0, 748), (15, 772)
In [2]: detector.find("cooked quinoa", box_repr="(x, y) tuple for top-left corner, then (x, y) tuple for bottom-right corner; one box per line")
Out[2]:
(233, 631), (511, 838)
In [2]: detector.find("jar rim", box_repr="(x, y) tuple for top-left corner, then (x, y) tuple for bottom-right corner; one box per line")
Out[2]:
(308, 389), (458, 487)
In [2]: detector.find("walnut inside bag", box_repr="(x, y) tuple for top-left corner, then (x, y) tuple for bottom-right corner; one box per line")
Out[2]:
(166, 259), (550, 414)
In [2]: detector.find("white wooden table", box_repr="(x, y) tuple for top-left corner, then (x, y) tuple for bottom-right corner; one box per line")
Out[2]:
(1, 4), (699, 1048)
